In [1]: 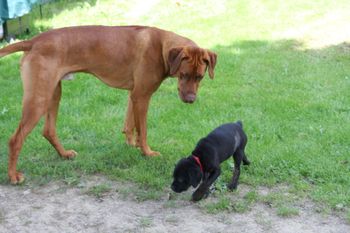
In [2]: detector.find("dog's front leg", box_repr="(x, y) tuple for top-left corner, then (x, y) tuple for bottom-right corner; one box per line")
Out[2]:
(131, 95), (159, 156)
(192, 169), (221, 201)
(129, 69), (163, 156)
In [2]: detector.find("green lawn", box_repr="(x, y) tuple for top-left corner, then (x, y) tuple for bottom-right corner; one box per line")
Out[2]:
(0, 0), (349, 216)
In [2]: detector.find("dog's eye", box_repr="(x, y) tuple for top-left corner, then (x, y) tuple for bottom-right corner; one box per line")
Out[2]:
(180, 73), (189, 80)
(178, 178), (184, 183)
(195, 75), (203, 81)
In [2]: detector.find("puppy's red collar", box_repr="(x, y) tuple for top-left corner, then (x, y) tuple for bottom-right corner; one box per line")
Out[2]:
(192, 155), (203, 172)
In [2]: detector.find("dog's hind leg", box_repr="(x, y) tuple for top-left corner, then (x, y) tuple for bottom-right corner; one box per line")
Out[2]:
(8, 102), (45, 184)
(122, 92), (139, 147)
(228, 149), (244, 190)
(8, 58), (56, 184)
(242, 153), (251, 165)
(42, 81), (77, 158)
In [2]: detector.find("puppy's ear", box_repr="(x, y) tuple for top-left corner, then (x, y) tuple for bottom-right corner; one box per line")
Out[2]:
(189, 167), (202, 188)
(168, 47), (184, 76)
(204, 50), (217, 79)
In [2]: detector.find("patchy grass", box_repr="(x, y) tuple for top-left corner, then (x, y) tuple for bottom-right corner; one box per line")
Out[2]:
(138, 217), (153, 228)
(276, 206), (299, 217)
(203, 196), (232, 214)
(117, 185), (163, 202)
(202, 188), (258, 214)
(0, 0), (349, 218)
(346, 210), (350, 224)
(0, 209), (5, 224)
(86, 184), (112, 198)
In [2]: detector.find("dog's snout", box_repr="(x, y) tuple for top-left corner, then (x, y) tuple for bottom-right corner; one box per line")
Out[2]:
(171, 183), (178, 193)
(184, 93), (196, 103)
(171, 183), (183, 193)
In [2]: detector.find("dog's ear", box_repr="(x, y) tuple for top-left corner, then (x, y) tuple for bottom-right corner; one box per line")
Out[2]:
(204, 50), (217, 79)
(189, 167), (202, 188)
(168, 47), (185, 76)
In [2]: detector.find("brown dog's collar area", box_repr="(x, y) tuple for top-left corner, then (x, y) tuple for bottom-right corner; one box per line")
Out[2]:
(192, 155), (203, 173)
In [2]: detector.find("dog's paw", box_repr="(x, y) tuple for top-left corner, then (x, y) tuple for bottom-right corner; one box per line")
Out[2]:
(125, 136), (138, 147)
(227, 183), (238, 191)
(61, 150), (78, 159)
(142, 148), (160, 157)
(191, 195), (202, 202)
(123, 130), (141, 148)
(146, 151), (160, 157)
(9, 172), (25, 185)
(192, 191), (206, 202)
(125, 139), (135, 147)
(243, 160), (251, 166)
(202, 190), (211, 199)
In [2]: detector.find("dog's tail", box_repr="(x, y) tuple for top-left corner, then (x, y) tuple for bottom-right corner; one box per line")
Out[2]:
(0, 40), (32, 58)
(236, 120), (243, 128)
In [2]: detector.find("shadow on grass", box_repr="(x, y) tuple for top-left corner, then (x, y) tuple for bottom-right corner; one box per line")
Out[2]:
(0, 37), (349, 208)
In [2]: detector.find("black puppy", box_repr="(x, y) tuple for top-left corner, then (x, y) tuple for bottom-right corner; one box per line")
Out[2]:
(171, 121), (250, 201)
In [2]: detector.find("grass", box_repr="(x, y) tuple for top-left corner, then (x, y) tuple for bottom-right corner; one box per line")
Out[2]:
(0, 209), (5, 224)
(202, 190), (258, 214)
(138, 217), (153, 228)
(0, 0), (350, 217)
(86, 184), (112, 198)
(204, 196), (232, 214)
(276, 206), (299, 217)
(118, 185), (164, 202)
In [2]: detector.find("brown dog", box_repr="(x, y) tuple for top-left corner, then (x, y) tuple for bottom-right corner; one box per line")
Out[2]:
(0, 25), (217, 184)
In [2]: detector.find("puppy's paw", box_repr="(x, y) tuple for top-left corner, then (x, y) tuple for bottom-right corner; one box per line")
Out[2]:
(203, 190), (211, 199)
(227, 183), (238, 191)
(191, 194), (202, 202)
(192, 190), (206, 202)
(243, 160), (251, 166)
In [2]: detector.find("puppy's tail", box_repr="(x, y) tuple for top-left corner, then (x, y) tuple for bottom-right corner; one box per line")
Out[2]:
(0, 40), (32, 58)
(236, 120), (243, 128)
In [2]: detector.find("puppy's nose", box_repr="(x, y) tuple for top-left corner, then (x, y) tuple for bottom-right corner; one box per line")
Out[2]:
(185, 93), (196, 103)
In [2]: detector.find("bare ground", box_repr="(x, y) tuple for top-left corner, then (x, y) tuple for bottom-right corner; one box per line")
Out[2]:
(0, 176), (349, 233)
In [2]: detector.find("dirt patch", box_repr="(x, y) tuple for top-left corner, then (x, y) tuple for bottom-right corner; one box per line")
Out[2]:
(0, 176), (348, 233)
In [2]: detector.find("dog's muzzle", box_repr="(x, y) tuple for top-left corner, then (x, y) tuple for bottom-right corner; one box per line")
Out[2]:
(171, 183), (187, 193)
(180, 92), (196, 104)
(171, 183), (179, 192)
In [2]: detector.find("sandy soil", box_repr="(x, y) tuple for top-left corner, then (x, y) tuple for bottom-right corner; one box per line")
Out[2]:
(0, 176), (349, 233)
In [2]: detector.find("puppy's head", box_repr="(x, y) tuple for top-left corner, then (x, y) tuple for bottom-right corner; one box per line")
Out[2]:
(168, 46), (217, 104)
(171, 157), (202, 193)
